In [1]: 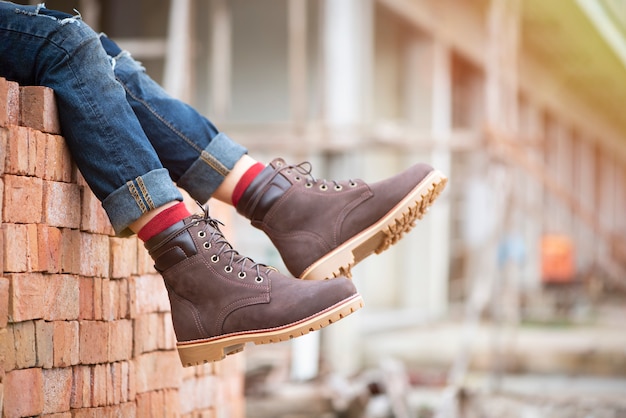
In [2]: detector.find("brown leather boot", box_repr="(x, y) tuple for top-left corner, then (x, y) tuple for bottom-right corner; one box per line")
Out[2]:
(237, 158), (447, 280)
(144, 206), (363, 366)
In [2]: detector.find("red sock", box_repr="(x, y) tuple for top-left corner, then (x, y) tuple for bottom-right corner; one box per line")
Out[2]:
(138, 202), (191, 241)
(232, 162), (265, 206)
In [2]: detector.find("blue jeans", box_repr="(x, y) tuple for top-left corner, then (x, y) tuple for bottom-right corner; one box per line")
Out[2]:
(0, 2), (247, 236)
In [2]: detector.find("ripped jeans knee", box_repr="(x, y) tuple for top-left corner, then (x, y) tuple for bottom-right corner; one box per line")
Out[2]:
(15, 2), (82, 25)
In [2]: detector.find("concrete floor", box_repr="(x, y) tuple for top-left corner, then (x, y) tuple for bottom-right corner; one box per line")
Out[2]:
(244, 303), (626, 417)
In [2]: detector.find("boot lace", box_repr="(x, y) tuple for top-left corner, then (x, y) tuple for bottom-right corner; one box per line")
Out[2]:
(198, 205), (277, 282)
(278, 161), (358, 191)
(154, 204), (277, 282)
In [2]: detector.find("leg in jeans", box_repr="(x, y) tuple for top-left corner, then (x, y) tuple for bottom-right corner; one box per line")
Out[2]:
(0, 3), (182, 235)
(0, 1), (362, 365)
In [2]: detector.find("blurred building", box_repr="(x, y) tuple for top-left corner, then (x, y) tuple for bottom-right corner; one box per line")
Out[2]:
(39, 0), (626, 373)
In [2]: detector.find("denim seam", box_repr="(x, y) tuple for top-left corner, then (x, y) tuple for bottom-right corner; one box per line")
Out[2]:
(200, 150), (229, 177)
(127, 180), (148, 213)
(136, 176), (156, 210)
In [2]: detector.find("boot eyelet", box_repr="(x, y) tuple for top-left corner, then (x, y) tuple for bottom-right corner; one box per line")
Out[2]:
(211, 255), (219, 263)
(295, 176), (301, 182)
(319, 184), (328, 191)
(255, 276), (264, 283)
(305, 183), (313, 188)
(203, 242), (211, 249)
(334, 184), (343, 191)
(198, 231), (206, 238)
(224, 265), (233, 273)
(286, 169), (292, 175)
(349, 181), (357, 187)
(238, 271), (247, 279)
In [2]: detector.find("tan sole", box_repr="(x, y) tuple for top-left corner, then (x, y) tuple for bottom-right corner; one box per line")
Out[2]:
(176, 293), (364, 367)
(300, 170), (448, 281)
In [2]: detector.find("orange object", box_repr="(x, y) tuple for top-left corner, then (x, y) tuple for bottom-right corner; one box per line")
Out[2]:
(541, 234), (575, 283)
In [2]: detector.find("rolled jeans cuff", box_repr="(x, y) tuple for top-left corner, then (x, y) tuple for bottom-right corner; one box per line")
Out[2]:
(103, 168), (183, 237)
(176, 132), (248, 203)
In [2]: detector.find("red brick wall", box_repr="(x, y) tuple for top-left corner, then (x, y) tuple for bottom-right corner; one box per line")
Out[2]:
(0, 78), (245, 418)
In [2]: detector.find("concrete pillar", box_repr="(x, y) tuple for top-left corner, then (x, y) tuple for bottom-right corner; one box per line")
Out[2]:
(163, 0), (194, 102)
(319, 0), (374, 377)
(209, 0), (232, 120)
(400, 36), (452, 317)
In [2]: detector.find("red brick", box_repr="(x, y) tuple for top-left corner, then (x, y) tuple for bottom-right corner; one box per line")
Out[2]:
(136, 242), (157, 275)
(0, 278), (8, 328)
(71, 408), (97, 418)
(79, 277), (95, 320)
(117, 279), (130, 320)
(165, 388), (182, 417)
(19, 85), (61, 134)
(60, 228), (81, 274)
(2, 223), (39, 273)
(35, 319), (54, 369)
(93, 277), (105, 321)
(42, 367), (72, 414)
(13, 320), (36, 369)
(2, 174), (43, 223)
(3, 367), (44, 417)
(43, 180), (81, 228)
(91, 363), (107, 407)
(101, 278), (115, 321)
(43, 133), (73, 182)
(4, 125), (36, 176)
(133, 313), (159, 356)
(110, 362), (123, 405)
(161, 312), (176, 350)
(53, 320), (79, 367)
(120, 361), (130, 403)
(44, 274), (79, 321)
(136, 390), (174, 418)
(0, 178), (3, 230)
(70, 365), (91, 409)
(33, 128), (47, 177)
(79, 232), (110, 277)
(119, 402), (137, 417)
(108, 319), (132, 362)
(127, 359), (136, 401)
(110, 237), (138, 279)
(132, 274), (170, 316)
(79, 321), (109, 364)
(135, 392), (152, 418)
(179, 374), (217, 414)
(0, 127), (7, 175)
(0, 327), (16, 372)
(8, 273), (46, 322)
(81, 185), (114, 235)
(0, 78), (20, 127)
(133, 350), (182, 393)
(37, 224), (63, 273)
